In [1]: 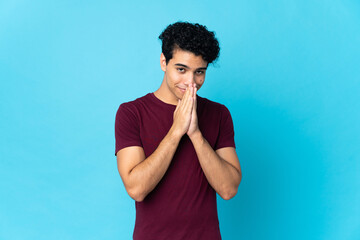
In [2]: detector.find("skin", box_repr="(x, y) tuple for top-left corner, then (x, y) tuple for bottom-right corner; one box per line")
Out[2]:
(116, 48), (242, 201)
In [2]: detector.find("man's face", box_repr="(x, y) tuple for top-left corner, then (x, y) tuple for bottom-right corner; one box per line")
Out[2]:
(160, 48), (208, 101)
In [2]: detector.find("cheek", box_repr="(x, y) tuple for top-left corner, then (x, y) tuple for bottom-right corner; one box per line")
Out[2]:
(195, 77), (205, 90)
(171, 75), (186, 86)
(197, 77), (204, 85)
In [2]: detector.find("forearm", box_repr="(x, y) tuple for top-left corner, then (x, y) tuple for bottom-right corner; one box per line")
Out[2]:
(127, 127), (182, 201)
(189, 131), (241, 200)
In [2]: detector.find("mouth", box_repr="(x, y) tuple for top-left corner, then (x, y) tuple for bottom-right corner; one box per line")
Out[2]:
(177, 87), (186, 93)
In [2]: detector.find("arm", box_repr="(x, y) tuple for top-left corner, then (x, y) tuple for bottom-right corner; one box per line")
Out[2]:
(116, 88), (194, 202)
(187, 85), (242, 200)
(189, 132), (242, 200)
(116, 128), (181, 202)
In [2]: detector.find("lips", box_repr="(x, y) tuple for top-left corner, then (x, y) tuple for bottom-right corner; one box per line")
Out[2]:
(177, 87), (186, 93)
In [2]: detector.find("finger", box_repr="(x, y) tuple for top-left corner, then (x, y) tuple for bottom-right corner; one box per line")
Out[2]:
(181, 86), (192, 110)
(177, 88), (187, 111)
(174, 99), (180, 113)
(193, 85), (197, 109)
(183, 86), (191, 101)
(193, 83), (197, 99)
(184, 85), (194, 113)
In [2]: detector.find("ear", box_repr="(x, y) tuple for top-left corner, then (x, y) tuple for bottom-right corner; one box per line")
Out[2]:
(160, 53), (167, 72)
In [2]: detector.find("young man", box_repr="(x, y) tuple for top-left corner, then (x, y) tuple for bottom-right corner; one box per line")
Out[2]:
(115, 22), (242, 240)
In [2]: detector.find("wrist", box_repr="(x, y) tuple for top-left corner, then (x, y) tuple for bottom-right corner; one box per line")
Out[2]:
(188, 129), (203, 143)
(169, 126), (184, 141)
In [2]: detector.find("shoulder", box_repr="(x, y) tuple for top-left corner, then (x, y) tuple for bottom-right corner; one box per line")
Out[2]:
(119, 93), (151, 108)
(115, 93), (153, 123)
(117, 93), (151, 113)
(197, 95), (230, 113)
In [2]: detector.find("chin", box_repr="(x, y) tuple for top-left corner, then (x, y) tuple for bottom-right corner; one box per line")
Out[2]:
(176, 94), (183, 100)
(173, 88), (185, 100)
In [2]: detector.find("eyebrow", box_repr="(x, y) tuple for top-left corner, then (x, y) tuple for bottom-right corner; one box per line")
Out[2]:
(174, 63), (207, 70)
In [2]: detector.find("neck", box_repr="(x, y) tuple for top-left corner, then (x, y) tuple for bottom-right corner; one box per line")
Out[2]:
(153, 76), (178, 106)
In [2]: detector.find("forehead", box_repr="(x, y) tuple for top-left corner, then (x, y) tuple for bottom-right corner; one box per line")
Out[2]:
(170, 49), (207, 67)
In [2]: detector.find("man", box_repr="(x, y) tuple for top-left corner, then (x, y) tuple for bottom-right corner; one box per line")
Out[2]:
(115, 22), (242, 240)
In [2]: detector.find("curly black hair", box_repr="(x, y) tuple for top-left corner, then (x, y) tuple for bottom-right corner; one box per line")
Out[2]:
(159, 21), (220, 65)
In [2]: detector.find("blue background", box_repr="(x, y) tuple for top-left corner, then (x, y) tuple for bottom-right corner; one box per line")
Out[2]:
(1, 0), (359, 239)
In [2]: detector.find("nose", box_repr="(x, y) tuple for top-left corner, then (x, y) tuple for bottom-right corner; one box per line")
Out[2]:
(185, 73), (196, 86)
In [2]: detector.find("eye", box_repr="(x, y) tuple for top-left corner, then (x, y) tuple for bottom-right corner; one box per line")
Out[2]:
(177, 68), (185, 73)
(196, 70), (204, 75)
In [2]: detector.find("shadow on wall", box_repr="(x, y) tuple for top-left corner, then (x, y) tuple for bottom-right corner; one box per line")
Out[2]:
(217, 97), (328, 240)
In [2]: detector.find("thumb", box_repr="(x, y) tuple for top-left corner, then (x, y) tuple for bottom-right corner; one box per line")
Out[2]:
(192, 94), (197, 113)
(174, 99), (181, 113)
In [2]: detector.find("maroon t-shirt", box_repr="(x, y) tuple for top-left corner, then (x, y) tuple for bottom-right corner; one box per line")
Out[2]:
(115, 93), (235, 240)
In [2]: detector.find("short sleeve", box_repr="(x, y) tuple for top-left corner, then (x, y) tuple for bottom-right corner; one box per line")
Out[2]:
(114, 103), (142, 156)
(214, 105), (236, 150)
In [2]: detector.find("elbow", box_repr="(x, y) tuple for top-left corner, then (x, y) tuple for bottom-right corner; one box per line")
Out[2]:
(131, 194), (145, 202)
(220, 188), (238, 200)
(127, 187), (146, 202)
(220, 175), (242, 200)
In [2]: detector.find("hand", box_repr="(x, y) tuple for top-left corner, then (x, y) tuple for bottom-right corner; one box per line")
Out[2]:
(171, 85), (194, 137)
(187, 83), (199, 137)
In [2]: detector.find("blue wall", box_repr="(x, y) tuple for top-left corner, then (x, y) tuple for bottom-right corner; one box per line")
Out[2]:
(1, 0), (359, 239)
